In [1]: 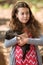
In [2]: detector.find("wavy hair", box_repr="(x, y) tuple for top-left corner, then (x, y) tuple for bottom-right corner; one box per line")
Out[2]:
(9, 1), (41, 38)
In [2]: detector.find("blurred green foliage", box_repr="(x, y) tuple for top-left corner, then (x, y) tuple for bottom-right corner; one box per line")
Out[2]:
(30, 0), (43, 4)
(0, 0), (43, 9)
(0, 0), (4, 1)
(18, 0), (43, 7)
(0, 4), (10, 8)
(30, 0), (43, 7)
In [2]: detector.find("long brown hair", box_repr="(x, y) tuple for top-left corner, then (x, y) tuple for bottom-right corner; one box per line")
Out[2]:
(9, 1), (41, 38)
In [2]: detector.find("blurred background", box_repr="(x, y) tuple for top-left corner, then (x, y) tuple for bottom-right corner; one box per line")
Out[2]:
(0, 0), (43, 65)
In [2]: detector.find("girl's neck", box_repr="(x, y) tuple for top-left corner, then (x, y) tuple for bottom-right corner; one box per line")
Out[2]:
(22, 23), (26, 28)
(22, 23), (29, 33)
(22, 24), (28, 33)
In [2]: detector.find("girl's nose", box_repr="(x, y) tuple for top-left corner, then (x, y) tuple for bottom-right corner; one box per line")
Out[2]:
(24, 14), (27, 17)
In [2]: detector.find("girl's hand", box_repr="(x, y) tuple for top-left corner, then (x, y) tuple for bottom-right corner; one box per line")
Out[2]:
(17, 33), (28, 46)
(18, 37), (28, 46)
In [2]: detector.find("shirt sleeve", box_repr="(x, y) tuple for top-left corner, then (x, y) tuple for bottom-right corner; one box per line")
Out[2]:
(27, 38), (43, 45)
(27, 35), (43, 45)
(4, 37), (17, 48)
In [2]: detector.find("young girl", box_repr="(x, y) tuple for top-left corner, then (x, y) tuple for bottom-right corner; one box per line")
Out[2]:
(4, 1), (43, 65)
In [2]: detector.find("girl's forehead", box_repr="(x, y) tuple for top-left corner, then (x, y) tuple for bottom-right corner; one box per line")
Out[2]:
(17, 7), (29, 11)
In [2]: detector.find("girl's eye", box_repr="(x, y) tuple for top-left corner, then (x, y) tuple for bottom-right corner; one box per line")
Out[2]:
(21, 13), (24, 15)
(26, 12), (29, 15)
(21, 12), (29, 15)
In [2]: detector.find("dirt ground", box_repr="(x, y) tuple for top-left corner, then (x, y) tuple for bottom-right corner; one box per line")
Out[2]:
(0, 41), (10, 65)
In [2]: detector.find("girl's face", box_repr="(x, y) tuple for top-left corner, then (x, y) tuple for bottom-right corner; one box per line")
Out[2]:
(16, 7), (30, 24)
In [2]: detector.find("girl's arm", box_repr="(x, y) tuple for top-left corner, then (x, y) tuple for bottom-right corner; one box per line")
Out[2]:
(18, 33), (43, 46)
(27, 37), (43, 45)
(22, 33), (43, 45)
(4, 37), (17, 48)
